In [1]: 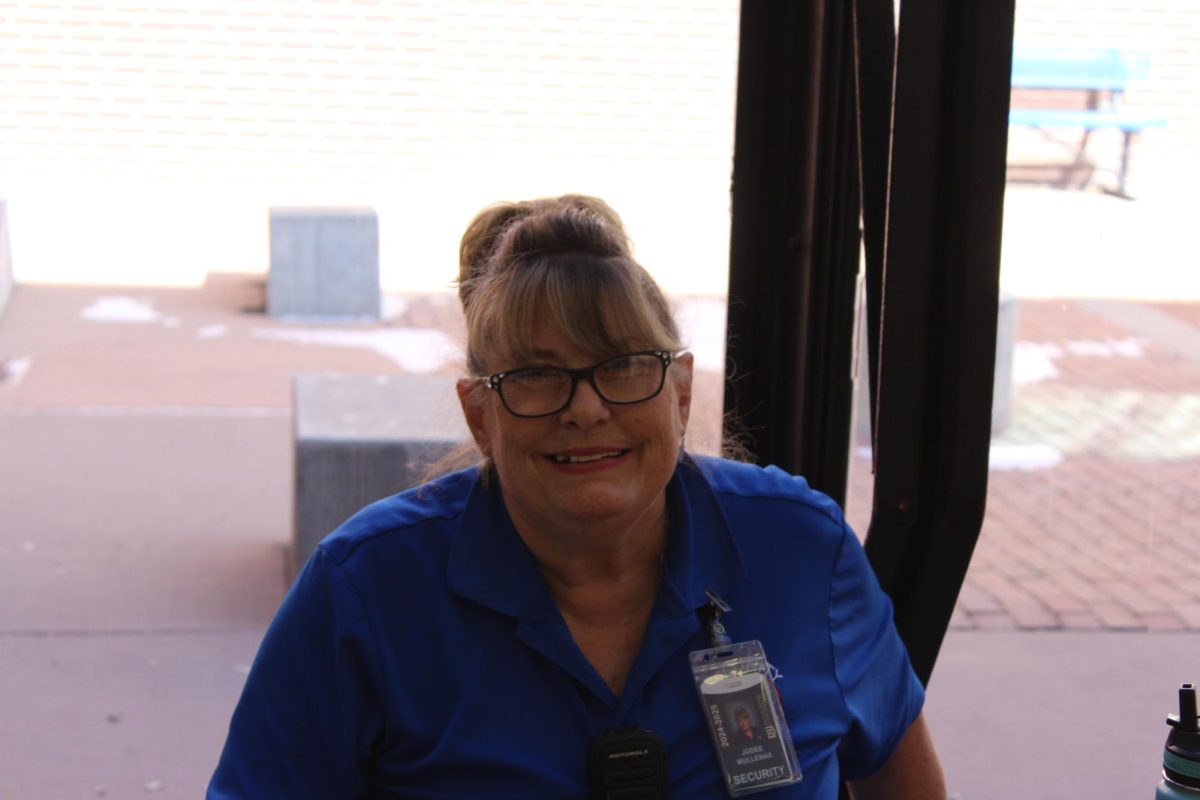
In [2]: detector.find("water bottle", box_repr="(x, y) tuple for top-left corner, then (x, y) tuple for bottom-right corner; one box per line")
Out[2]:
(1158, 683), (1200, 799)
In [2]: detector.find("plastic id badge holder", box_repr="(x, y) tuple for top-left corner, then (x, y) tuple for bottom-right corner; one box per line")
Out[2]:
(690, 596), (802, 796)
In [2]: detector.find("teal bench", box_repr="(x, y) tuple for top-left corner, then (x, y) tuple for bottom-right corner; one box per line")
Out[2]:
(1009, 48), (1166, 197)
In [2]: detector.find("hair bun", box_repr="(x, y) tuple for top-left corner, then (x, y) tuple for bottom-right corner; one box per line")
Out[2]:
(457, 195), (630, 310)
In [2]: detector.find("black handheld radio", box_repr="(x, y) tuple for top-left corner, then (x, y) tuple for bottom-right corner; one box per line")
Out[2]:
(587, 725), (670, 799)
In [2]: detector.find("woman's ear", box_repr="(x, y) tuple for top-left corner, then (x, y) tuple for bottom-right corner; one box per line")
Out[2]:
(456, 379), (492, 457)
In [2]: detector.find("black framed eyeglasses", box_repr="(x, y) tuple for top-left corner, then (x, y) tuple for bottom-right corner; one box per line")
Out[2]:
(484, 350), (674, 418)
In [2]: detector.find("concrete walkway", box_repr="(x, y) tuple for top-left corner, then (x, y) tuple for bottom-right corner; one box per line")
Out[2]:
(925, 629), (1195, 799)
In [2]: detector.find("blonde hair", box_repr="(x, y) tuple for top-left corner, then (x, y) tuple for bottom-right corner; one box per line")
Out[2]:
(457, 195), (683, 377)
(418, 195), (688, 484)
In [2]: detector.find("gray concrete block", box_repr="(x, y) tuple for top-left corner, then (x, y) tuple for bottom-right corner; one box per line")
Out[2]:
(0, 201), (13, 319)
(992, 291), (1018, 432)
(293, 374), (470, 574)
(268, 207), (380, 320)
(853, 291), (1020, 443)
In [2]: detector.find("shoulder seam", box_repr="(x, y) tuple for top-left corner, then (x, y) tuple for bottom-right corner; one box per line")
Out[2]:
(694, 457), (843, 527)
(827, 522), (854, 727)
(709, 483), (845, 527)
(320, 548), (392, 729)
(323, 504), (465, 567)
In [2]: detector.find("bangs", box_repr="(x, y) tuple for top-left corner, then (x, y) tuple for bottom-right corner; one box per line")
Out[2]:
(468, 253), (682, 373)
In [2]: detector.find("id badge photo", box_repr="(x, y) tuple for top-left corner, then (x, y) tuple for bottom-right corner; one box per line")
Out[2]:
(691, 634), (802, 796)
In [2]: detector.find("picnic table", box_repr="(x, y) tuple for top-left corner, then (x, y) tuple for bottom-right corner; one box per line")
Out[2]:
(1009, 47), (1166, 197)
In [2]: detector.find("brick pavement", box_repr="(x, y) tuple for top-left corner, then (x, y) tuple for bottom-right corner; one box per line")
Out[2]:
(4, 282), (1199, 634)
(847, 298), (1200, 632)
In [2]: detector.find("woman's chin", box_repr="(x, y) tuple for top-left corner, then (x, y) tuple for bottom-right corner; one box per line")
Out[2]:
(557, 491), (634, 524)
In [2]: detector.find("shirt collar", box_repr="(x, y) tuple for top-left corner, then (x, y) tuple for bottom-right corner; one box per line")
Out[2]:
(660, 456), (746, 613)
(446, 458), (746, 620)
(446, 472), (548, 620)
(446, 459), (747, 708)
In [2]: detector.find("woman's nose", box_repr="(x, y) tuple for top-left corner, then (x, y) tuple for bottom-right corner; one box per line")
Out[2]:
(559, 377), (610, 426)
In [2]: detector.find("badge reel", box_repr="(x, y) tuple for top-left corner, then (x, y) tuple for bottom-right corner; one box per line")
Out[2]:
(690, 590), (802, 796)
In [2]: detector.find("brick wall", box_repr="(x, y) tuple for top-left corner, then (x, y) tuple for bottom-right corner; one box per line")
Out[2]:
(0, 1), (738, 176)
(0, 1), (741, 292)
(0, 2), (1194, 290)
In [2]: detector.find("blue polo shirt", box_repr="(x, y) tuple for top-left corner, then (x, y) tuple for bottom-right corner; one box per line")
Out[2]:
(208, 456), (923, 799)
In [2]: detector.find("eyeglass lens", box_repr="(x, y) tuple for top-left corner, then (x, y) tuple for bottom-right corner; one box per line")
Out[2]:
(498, 353), (666, 416)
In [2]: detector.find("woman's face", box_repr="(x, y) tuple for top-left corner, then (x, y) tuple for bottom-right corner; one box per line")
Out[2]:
(458, 315), (693, 541)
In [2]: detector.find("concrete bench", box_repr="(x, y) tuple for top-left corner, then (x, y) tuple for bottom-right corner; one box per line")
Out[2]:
(268, 208), (380, 320)
(0, 201), (13, 319)
(1009, 48), (1166, 197)
(292, 373), (470, 575)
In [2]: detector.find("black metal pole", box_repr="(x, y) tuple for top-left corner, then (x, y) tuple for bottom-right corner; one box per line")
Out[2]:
(851, 0), (895, 444)
(725, 0), (861, 503)
(862, 1), (1016, 685)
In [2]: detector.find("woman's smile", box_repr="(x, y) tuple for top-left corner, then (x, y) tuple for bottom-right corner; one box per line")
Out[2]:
(546, 447), (631, 465)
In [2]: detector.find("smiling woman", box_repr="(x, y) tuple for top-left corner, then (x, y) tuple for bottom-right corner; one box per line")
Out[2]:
(453, 196), (692, 564)
(207, 195), (945, 799)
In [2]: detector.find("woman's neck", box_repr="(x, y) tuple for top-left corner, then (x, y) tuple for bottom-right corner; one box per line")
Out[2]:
(512, 498), (669, 604)
(537, 514), (667, 696)
(509, 498), (669, 697)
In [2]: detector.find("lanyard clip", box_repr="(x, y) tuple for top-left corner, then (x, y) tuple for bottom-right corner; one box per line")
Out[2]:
(704, 588), (733, 648)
